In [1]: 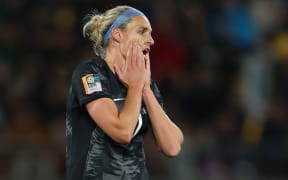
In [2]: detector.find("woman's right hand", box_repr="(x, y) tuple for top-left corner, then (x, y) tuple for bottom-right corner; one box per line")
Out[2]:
(114, 42), (146, 90)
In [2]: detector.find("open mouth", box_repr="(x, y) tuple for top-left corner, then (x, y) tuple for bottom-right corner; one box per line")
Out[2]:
(142, 48), (150, 55)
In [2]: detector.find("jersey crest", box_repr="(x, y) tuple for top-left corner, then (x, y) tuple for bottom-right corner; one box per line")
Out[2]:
(82, 73), (102, 94)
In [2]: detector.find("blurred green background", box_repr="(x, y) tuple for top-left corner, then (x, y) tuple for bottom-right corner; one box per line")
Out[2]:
(0, 0), (288, 179)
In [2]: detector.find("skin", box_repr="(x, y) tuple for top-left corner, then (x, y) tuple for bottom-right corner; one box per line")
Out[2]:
(86, 15), (183, 157)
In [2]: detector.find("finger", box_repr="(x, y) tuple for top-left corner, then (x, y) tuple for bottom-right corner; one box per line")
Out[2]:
(131, 42), (138, 68)
(136, 45), (144, 68)
(126, 43), (133, 68)
(144, 54), (150, 71)
(136, 44), (141, 67)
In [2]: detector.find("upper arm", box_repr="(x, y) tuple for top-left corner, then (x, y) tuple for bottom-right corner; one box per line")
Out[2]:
(71, 60), (136, 144)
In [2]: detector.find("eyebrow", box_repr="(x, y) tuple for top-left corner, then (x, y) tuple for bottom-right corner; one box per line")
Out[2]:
(139, 26), (152, 33)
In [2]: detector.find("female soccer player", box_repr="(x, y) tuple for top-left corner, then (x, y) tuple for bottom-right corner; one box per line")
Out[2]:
(66, 5), (184, 180)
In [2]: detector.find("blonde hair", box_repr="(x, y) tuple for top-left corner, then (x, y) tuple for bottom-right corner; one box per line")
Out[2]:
(82, 5), (132, 59)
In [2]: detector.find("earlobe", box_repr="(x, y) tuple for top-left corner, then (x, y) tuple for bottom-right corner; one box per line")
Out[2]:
(111, 28), (121, 43)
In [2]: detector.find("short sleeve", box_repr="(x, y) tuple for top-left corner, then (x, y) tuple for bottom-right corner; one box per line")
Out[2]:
(71, 60), (112, 106)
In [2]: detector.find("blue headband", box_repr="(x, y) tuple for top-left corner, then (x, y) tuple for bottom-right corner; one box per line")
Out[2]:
(103, 8), (145, 45)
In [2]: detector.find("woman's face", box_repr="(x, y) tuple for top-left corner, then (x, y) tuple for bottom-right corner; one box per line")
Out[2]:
(119, 16), (154, 59)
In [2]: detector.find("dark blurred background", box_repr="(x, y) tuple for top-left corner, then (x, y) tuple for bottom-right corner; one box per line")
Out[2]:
(1, 0), (288, 179)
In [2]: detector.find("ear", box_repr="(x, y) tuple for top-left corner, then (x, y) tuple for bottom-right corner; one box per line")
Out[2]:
(111, 28), (122, 43)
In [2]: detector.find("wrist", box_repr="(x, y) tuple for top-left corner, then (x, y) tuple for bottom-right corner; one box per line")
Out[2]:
(142, 86), (153, 97)
(128, 85), (143, 93)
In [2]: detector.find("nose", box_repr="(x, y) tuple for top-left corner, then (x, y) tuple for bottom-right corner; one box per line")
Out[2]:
(147, 35), (154, 46)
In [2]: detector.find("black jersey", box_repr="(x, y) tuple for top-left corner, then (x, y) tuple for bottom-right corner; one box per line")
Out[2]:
(66, 57), (163, 180)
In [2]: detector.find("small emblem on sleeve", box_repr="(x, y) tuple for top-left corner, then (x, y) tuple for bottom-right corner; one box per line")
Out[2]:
(82, 73), (102, 94)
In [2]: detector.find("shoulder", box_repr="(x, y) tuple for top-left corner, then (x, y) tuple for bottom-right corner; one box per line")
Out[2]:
(72, 57), (108, 77)
(75, 57), (105, 72)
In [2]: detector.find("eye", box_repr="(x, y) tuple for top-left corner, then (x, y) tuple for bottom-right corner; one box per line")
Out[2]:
(138, 29), (146, 35)
(138, 28), (147, 35)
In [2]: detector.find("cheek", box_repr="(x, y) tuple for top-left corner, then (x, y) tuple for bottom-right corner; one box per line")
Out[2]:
(119, 41), (131, 57)
(121, 39), (134, 52)
(126, 32), (141, 42)
(120, 33), (141, 53)
(127, 37), (138, 44)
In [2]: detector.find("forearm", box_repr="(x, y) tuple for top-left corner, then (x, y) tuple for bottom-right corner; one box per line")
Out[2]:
(143, 88), (184, 156)
(86, 86), (143, 144)
(117, 86), (143, 138)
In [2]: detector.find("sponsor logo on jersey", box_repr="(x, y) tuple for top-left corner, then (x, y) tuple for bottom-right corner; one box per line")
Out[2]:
(82, 73), (102, 94)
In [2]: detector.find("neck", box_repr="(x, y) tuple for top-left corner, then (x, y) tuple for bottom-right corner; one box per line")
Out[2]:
(105, 45), (125, 74)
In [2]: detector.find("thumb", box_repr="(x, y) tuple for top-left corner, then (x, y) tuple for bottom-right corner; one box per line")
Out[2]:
(144, 55), (150, 71)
